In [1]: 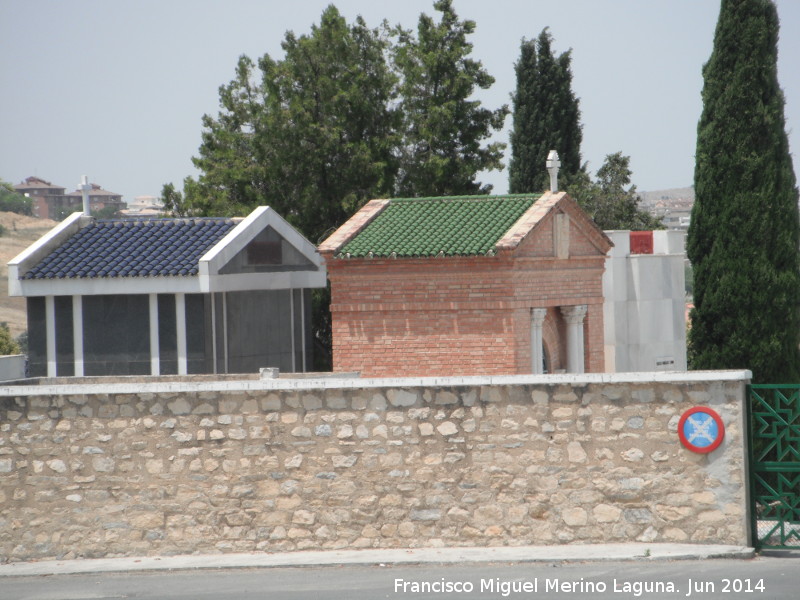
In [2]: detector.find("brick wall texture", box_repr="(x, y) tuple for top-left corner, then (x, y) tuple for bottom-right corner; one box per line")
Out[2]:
(0, 376), (749, 562)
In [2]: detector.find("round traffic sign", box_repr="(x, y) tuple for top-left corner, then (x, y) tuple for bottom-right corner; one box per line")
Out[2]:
(678, 407), (725, 454)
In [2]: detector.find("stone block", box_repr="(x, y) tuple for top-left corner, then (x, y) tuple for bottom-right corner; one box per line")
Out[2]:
(130, 513), (164, 529)
(593, 504), (622, 523)
(623, 508), (652, 524)
(326, 395), (347, 409)
(387, 390), (417, 407)
(46, 459), (67, 473)
(292, 510), (316, 526)
(435, 391), (458, 405)
(332, 455), (358, 469)
(562, 507), (588, 526)
(291, 426), (311, 438)
(92, 457), (115, 473)
(302, 395), (322, 410)
(167, 398), (192, 415)
(436, 421), (458, 436)
(621, 448), (645, 462)
(228, 428), (247, 440)
(567, 442), (587, 463)
(410, 509), (441, 522)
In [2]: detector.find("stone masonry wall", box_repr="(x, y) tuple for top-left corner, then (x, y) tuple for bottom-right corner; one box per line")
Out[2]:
(0, 373), (749, 562)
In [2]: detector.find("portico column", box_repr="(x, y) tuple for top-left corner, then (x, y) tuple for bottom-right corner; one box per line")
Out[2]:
(45, 295), (56, 377)
(176, 293), (187, 375)
(530, 308), (548, 374)
(149, 294), (160, 376)
(561, 305), (588, 374)
(73, 295), (84, 377)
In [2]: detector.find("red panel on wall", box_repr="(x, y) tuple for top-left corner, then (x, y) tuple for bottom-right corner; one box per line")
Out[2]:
(630, 231), (654, 254)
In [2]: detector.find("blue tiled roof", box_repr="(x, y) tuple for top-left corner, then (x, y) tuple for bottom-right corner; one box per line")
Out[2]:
(24, 218), (237, 280)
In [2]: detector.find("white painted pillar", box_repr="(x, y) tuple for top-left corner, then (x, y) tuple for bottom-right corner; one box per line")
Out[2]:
(211, 293), (218, 374)
(561, 305), (588, 374)
(72, 295), (84, 377)
(149, 294), (160, 376)
(222, 292), (229, 374)
(45, 295), (56, 377)
(290, 289), (297, 373)
(176, 293), (187, 375)
(300, 290), (307, 372)
(530, 308), (548, 374)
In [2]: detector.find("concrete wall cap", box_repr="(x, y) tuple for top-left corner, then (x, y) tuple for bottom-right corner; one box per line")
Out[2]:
(0, 370), (752, 396)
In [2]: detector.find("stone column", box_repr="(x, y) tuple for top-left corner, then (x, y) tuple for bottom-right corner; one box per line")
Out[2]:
(561, 305), (588, 374)
(530, 308), (548, 374)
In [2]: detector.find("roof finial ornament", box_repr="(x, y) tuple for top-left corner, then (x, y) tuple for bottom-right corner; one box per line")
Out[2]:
(546, 150), (560, 193)
(79, 175), (91, 215)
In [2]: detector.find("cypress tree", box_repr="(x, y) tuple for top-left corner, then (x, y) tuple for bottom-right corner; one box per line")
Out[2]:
(687, 0), (800, 383)
(509, 29), (582, 193)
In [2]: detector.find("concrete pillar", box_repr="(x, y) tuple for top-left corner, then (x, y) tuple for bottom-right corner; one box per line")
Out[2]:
(530, 308), (548, 374)
(561, 305), (588, 374)
(149, 294), (160, 376)
(211, 293), (218, 374)
(72, 295), (84, 377)
(290, 289), (297, 373)
(222, 292), (229, 374)
(300, 290), (307, 372)
(176, 293), (187, 375)
(45, 295), (56, 377)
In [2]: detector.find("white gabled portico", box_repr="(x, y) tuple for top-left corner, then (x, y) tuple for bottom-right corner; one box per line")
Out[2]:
(8, 207), (326, 378)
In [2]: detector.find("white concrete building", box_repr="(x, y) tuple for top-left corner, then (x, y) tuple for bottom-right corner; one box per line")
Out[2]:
(603, 230), (687, 373)
(8, 207), (326, 378)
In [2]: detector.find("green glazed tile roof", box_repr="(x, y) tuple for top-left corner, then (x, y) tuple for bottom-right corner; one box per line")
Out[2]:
(338, 194), (539, 258)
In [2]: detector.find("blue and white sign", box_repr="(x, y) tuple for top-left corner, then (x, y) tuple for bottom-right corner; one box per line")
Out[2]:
(678, 407), (725, 454)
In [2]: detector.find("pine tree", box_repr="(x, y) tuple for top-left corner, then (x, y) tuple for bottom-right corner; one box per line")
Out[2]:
(392, 0), (508, 196)
(571, 152), (663, 231)
(169, 6), (400, 244)
(508, 29), (582, 194)
(687, 0), (800, 383)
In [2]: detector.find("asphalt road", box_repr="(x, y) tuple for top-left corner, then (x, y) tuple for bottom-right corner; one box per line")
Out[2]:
(3, 554), (798, 600)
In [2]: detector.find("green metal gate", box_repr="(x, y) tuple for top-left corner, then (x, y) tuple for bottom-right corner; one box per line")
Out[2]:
(747, 385), (800, 549)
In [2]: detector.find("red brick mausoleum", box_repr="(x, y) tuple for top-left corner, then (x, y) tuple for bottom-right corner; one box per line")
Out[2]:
(319, 191), (613, 377)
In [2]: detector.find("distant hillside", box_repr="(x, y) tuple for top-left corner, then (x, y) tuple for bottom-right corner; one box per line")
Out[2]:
(638, 186), (694, 208)
(0, 212), (58, 339)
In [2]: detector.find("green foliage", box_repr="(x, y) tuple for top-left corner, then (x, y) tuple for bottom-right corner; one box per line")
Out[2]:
(568, 152), (663, 230)
(176, 6), (400, 247)
(509, 29), (582, 194)
(0, 179), (33, 216)
(93, 205), (123, 220)
(182, 6), (407, 370)
(160, 182), (192, 218)
(684, 262), (694, 297)
(392, 0), (508, 196)
(54, 206), (73, 222)
(16, 331), (28, 354)
(165, 2), (509, 368)
(0, 323), (20, 355)
(687, 0), (800, 383)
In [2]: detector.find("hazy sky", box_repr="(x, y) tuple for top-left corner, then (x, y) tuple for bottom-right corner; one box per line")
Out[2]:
(2, 0), (798, 203)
